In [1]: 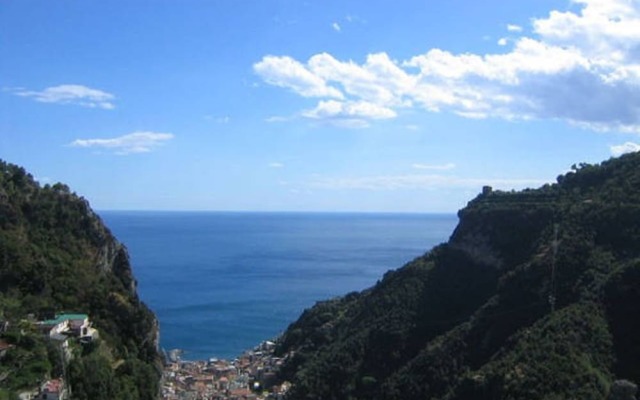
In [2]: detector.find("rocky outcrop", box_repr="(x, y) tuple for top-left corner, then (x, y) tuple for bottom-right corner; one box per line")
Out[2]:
(449, 230), (502, 268)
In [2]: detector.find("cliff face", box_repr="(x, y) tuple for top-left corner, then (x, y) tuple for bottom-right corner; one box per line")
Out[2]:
(275, 154), (640, 400)
(0, 160), (161, 399)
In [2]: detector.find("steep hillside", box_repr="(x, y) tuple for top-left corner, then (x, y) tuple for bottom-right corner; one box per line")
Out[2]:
(0, 160), (161, 400)
(275, 154), (640, 399)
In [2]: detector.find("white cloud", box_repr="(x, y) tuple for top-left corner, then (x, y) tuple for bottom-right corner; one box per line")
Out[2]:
(610, 141), (640, 156)
(498, 37), (508, 46)
(302, 100), (396, 128)
(13, 84), (115, 109)
(309, 52), (416, 107)
(311, 174), (546, 191)
(533, 0), (640, 58)
(268, 162), (285, 168)
(412, 162), (456, 170)
(254, 0), (640, 132)
(303, 100), (396, 119)
(320, 118), (371, 129)
(406, 38), (588, 84)
(332, 22), (341, 32)
(265, 116), (292, 123)
(253, 55), (343, 99)
(69, 131), (174, 155)
(507, 24), (523, 32)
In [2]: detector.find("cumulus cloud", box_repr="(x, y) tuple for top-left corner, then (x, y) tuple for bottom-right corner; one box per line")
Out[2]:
(253, 56), (343, 99)
(308, 52), (416, 107)
(254, 0), (640, 132)
(311, 174), (546, 191)
(610, 141), (640, 156)
(302, 100), (396, 127)
(12, 84), (115, 109)
(69, 131), (174, 155)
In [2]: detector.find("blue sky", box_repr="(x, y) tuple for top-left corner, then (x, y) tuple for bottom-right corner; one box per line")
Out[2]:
(2, 0), (640, 212)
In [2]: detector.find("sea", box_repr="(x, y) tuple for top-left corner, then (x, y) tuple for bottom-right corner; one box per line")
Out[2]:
(99, 211), (458, 360)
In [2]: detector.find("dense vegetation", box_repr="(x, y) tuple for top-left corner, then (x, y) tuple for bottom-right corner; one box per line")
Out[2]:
(0, 160), (161, 399)
(275, 153), (640, 399)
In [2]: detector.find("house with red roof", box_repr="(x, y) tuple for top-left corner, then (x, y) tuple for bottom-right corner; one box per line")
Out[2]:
(35, 378), (66, 400)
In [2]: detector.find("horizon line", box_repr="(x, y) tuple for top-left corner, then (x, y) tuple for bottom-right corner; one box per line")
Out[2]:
(96, 209), (459, 215)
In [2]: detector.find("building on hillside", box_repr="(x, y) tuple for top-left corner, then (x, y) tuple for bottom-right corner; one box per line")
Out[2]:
(66, 314), (90, 337)
(35, 379), (66, 400)
(37, 313), (98, 341)
(49, 332), (72, 361)
(37, 315), (70, 337)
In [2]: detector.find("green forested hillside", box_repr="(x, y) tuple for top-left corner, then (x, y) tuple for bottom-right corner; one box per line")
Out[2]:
(275, 154), (640, 399)
(0, 160), (160, 400)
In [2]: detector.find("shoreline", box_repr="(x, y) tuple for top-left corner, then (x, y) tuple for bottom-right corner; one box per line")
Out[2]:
(162, 340), (290, 400)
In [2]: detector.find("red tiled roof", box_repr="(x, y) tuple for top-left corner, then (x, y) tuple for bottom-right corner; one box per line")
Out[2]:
(43, 379), (63, 393)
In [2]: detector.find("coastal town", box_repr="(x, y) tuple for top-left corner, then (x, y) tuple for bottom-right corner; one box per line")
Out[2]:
(161, 341), (291, 400)
(1, 309), (291, 400)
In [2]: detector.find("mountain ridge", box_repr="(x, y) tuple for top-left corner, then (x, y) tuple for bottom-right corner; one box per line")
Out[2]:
(0, 160), (161, 400)
(274, 153), (640, 399)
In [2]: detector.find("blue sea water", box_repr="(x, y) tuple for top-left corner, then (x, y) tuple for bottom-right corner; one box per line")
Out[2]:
(99, 212), (458, 360)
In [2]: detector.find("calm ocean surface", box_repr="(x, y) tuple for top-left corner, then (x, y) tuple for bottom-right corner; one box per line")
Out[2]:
(99, 212), (458, 360)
